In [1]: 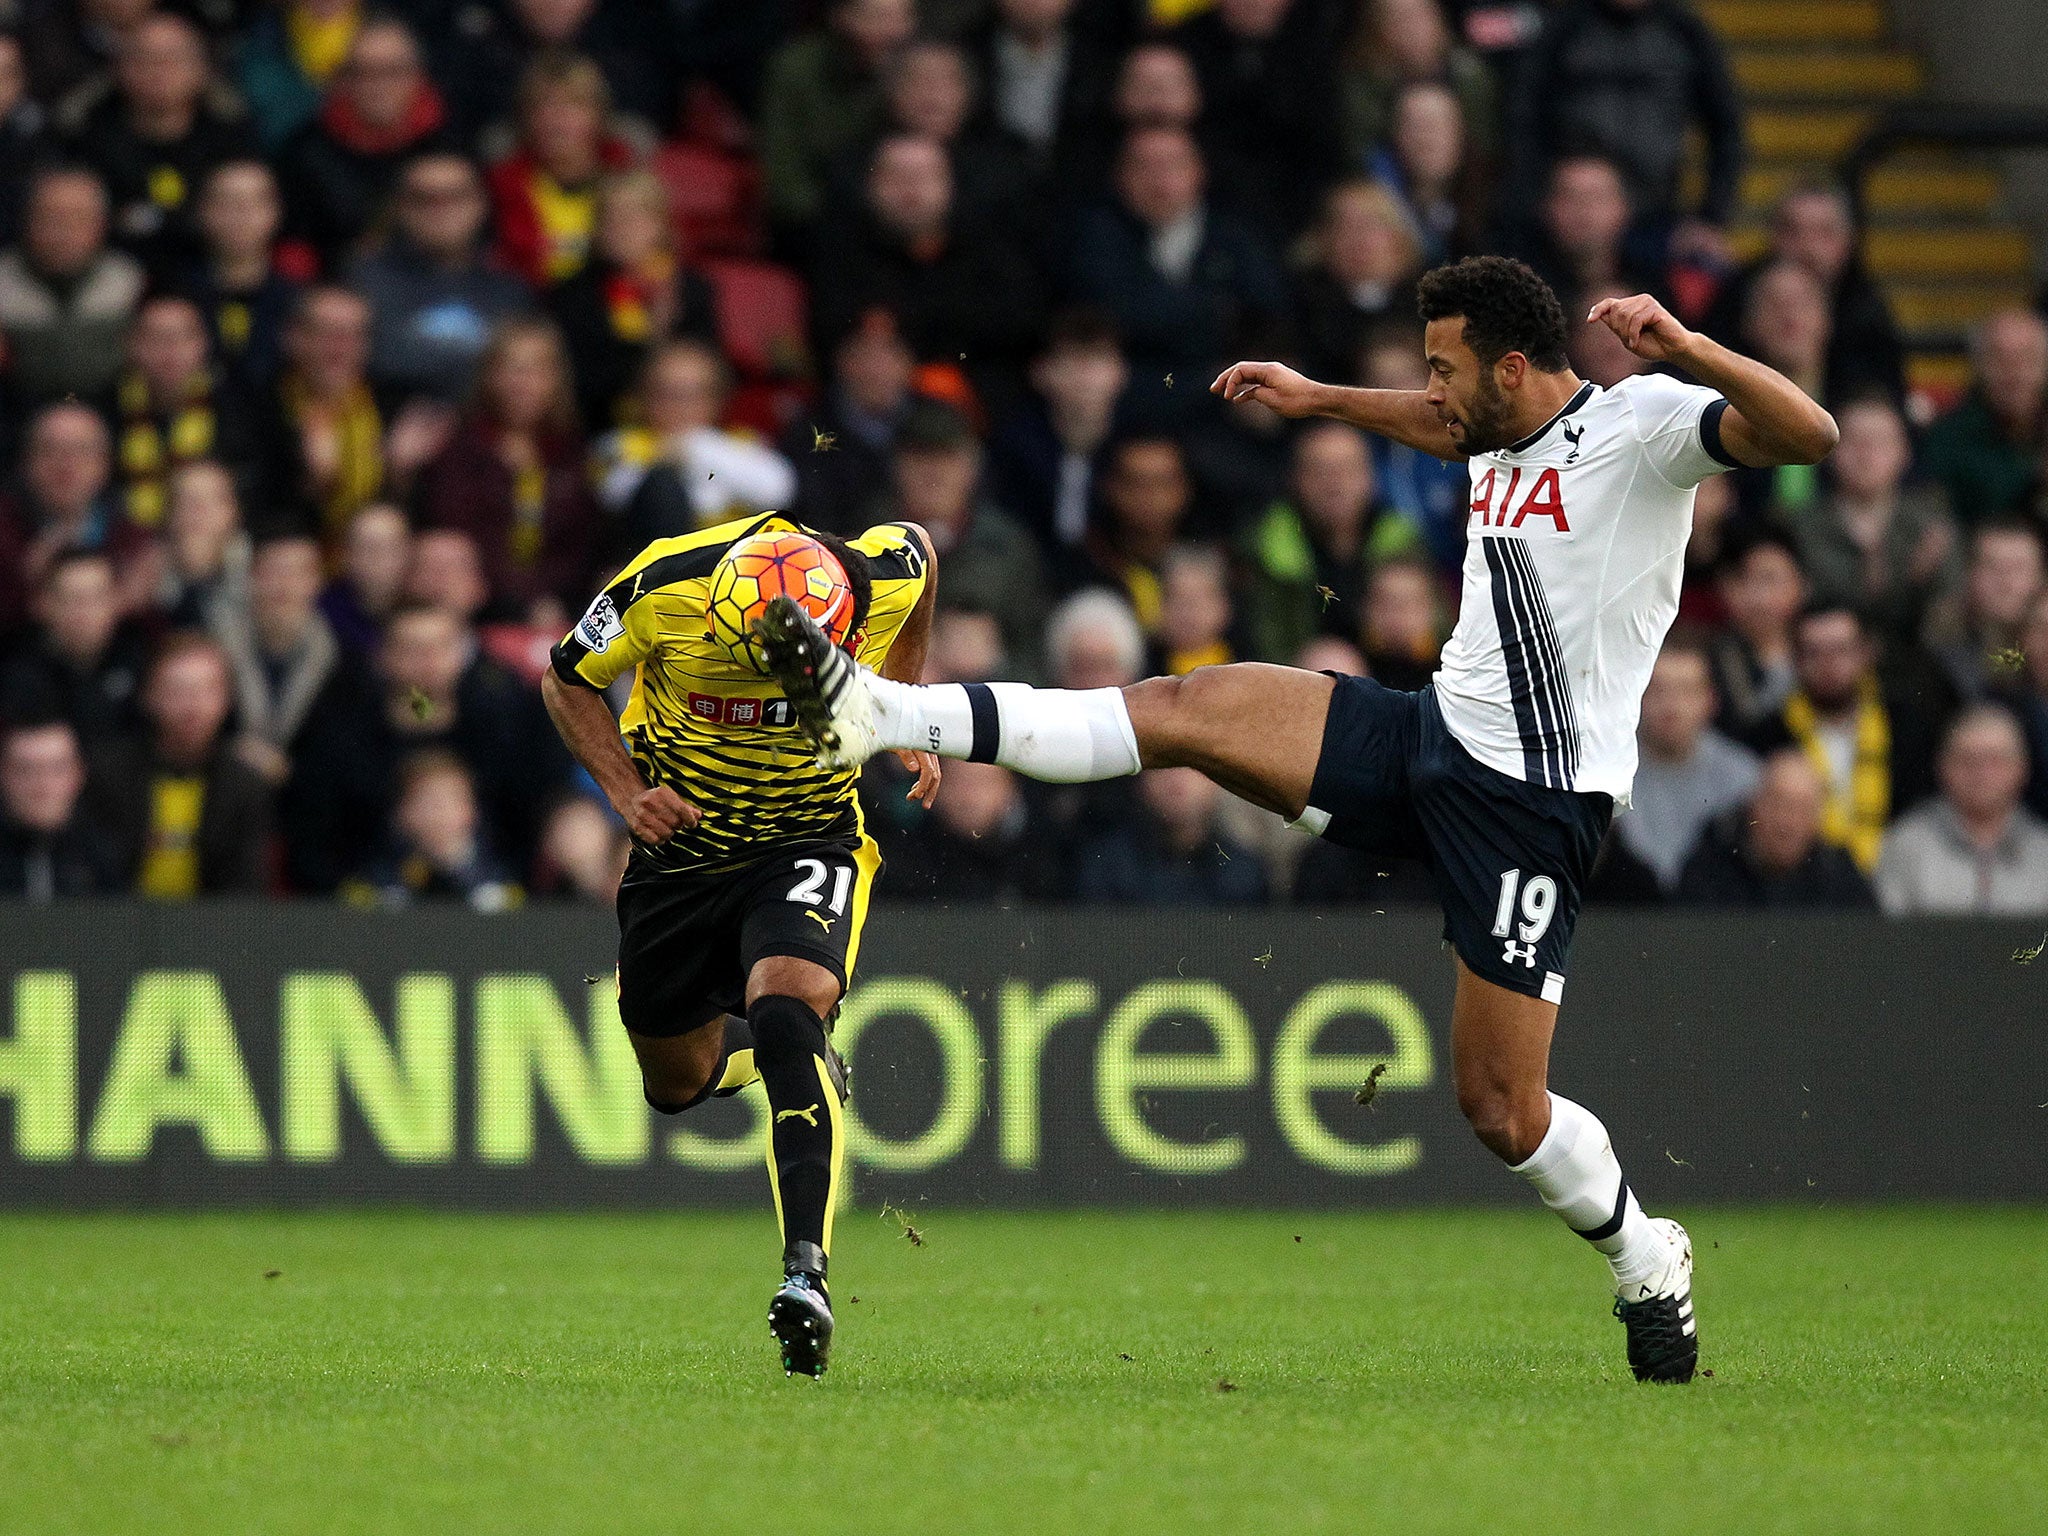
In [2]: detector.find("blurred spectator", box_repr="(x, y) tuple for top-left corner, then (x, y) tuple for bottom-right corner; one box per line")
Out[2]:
(403, 528), (492, 626)
(594, 340), (797, 553)
(1065, 126), (1288, 411)
(1076, 434), (1193, 633)
(1743, 259), (1831, 405)
(285, 600), (542, 891)
(1612, 634), (1759, 893)
(1045, 586), (1145, 690)
(1525, 155), (1646, 317)
(547, 169), (721, 434)
(1921, 309), (2047, 525)
(347, 748), (522, 910)
(1568, 280), (1655, 389)
(236, 0), (366, 151)
(1359, 320), (1467, 570)
(1788, 394), (1957, 646)
(0, 166), (146, 408)
(181, 159), (300, 396)
(1369, 82), (1482, 266)
(1074, 765), (1267, 903)
(436, 0), (676, 144)
(280, 18), (449, 263)
(1677, 471), (1736, 626)
(1708, 526), (1805, 737)
(1705, 184), (1903, 406)
(782, 309), (917, 531)
(101, 294), (295, 533)
(990, 309), (1129, 550)
(1341, 0), (1495, 162)
(88, 632), (273, 897)
(0, 718), (126, 899)
(1744, 602), (1945, 873)
(0, 404), (151, 613)
(1156, 544), (1236, 675)
(1360, 556), (1442, 691)
(1503, 0), (1742, 260)
(1241, 419), (1424, 663)
(2012, 591), (2048, 821)
(1064, 40), (1199, 203)
(414, 317), (595, 618)
(487, 50), (638, 288)
(22, 0), (152, 110)
(1295, 634), (1367, 675)
(1876, 704), (2048, 916)
(0, 552), (147, 743)
(276, 284), (386, 542)
(874, 397), (1044, 667)
(976, 0), (1118, 175)
(530, 793), (628, 903)
(155, 460), (253, 641)
(1171, 0), (1345, 238)
(1673, 750), (1875, 909)
(811, 133), (1046, 403)
(353, 151), (532, 406)
(68, 13), (255, 281)
(925, 605), (1007, 682)
(1925, 519), (2046, 701)
(320, 501), (411, 655)
(884, 758), (1061, 901)
(1293, 180), (1423, 385)
(223, 532), (339, 785)
(0, 35), (51, 251)
(760, 0), (915, 240)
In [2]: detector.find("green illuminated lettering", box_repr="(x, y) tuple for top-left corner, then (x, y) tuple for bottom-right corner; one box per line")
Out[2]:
(475, 976), (646, 1165)
(86, 971), (269, 1162)
(996, 979), (1097, 1170)
(280, 973), (455, 1163)
(1095, 981), (1253, 1175)
(836, 977), (982, 1172)
(1, 972), (77, 1160)
(1271, 981), (1434, 1175)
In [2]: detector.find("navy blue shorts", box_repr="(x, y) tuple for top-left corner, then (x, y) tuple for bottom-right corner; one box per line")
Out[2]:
(1297, 678), (1613, 1002)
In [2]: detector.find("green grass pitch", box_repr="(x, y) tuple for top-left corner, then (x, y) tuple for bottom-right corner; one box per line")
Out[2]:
(3, 1207), (2044, 1535)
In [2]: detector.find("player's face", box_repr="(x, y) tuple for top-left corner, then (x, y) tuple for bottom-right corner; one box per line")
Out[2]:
(1423, 318), (1515, 454)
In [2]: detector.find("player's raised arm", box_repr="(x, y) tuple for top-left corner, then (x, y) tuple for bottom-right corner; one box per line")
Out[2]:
(1211, 359), (1465, 461)
(540, 666), (699, 844)
(1587, 293), (1840, 467)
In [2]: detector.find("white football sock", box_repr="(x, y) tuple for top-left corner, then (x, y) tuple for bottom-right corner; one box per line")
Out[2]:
(1511, 1093), (1666, 1291)
(865, 675), (1142, 783)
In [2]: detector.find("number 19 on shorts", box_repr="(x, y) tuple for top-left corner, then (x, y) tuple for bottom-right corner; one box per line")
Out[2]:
(1492, 867), (1556, 970)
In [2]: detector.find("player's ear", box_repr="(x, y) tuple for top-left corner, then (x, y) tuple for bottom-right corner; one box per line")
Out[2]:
(1496, 351), (1528, 391)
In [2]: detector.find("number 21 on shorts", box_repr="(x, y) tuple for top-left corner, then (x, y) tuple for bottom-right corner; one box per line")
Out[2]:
(788, 857), (853, 916)
(1492, 867), (1556, 969)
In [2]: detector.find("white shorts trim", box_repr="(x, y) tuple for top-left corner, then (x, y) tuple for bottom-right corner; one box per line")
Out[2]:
(1287, 804), (1332, 837)
(1540, 971), (1565, 1005)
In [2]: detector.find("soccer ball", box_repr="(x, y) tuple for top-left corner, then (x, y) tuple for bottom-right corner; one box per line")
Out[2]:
(706, 530), (853, 672)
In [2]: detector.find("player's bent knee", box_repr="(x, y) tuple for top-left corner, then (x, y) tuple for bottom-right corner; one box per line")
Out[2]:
(1456, 1082), (1545, 1162)
(746, 955), (843, 1018)
(643, 1062), (716, 1115)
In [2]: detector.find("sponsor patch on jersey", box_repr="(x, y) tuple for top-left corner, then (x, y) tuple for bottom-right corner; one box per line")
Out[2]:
(687, 692), (723, 720)
(724, 697), (763, 726)
(765, 699), (795, 727)
(576, 593), (625, 653)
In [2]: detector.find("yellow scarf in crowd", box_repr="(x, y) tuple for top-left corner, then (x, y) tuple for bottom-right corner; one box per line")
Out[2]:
(281, 373), (383, 539)
(1783, 676), (1890, 873)
(287, 0), (361, 85)
(118, 370), (216, 528)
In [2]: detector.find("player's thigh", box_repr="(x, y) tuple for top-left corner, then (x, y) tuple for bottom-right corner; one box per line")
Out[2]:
(1123, 663), (1334, 819)
(628, 1012), (730, 1104)
(736, 840), (875, 1015)
(615, 875), (748, 1038)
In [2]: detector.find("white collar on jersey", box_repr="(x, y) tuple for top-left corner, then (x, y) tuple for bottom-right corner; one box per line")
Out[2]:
(1500, 380), (1597, 456)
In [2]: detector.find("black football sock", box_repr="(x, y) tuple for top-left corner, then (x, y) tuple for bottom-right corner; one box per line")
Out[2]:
(749, 993), (843, 1281)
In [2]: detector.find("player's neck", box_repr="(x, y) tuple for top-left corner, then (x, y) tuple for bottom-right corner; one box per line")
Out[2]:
(1503, 370), (1587, 444)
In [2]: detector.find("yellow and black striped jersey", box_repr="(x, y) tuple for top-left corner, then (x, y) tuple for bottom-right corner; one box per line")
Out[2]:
(551, 514), (930, 875)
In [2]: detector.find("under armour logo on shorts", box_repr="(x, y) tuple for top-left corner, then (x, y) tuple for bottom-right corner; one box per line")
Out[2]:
(1502, 940), (1538, 968)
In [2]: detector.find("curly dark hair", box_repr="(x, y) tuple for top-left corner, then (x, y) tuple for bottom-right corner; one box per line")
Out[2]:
(1416, 256), (1570, 372)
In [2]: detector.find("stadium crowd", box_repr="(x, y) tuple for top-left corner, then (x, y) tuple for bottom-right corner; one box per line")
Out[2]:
(1, 0), (2046, 917)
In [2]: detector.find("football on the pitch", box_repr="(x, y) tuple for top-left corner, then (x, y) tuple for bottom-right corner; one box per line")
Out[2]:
(706, 531), (854, 672)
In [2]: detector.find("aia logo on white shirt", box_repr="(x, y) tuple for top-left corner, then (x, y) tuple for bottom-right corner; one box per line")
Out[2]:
(1469, 466), (1570, 532)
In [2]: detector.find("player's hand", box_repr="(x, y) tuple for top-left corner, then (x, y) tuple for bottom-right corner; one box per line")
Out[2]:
(896, 749), (942, 808)
(618, 785), (699, 844)
(1210, 360), (1324, 418)
(1587, 294), (1696, 363)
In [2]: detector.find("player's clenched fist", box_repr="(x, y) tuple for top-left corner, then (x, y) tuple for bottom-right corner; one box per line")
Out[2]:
(1210, 360), (1325, 417)
(618, 785), (699, 844)
(1587, 293), (1695, 363)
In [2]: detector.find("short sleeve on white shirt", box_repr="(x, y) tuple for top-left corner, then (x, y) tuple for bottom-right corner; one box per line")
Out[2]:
(1622, 373), (1737, 490)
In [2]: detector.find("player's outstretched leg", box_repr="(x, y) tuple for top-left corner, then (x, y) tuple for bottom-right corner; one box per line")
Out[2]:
(753, 595), (1329, 817)
(747, 959), (849, 1378)
(1452, 961), (1697, 1383)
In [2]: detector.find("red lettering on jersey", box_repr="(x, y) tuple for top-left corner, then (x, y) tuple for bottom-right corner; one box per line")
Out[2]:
(724, 697), (763, 726)
(1468, 467), (1496, 527)
(1510, 467), (1569, 532)
(1495, 468), (1522, 529)
(687, 692), (722, 720)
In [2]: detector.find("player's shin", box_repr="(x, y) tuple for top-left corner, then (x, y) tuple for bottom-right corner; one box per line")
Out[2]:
(1510, 1093), (1666, 1290)
(749, 994), (844, 1281)
(865, 676), (1142, 783)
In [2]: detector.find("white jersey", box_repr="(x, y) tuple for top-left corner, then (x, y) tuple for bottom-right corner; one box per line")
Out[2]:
(1432, 374), (1734, 805)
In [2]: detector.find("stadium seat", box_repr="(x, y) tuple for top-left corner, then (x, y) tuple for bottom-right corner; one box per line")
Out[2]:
(652, 142), (764, 260)
(701, 258), (809, 382)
